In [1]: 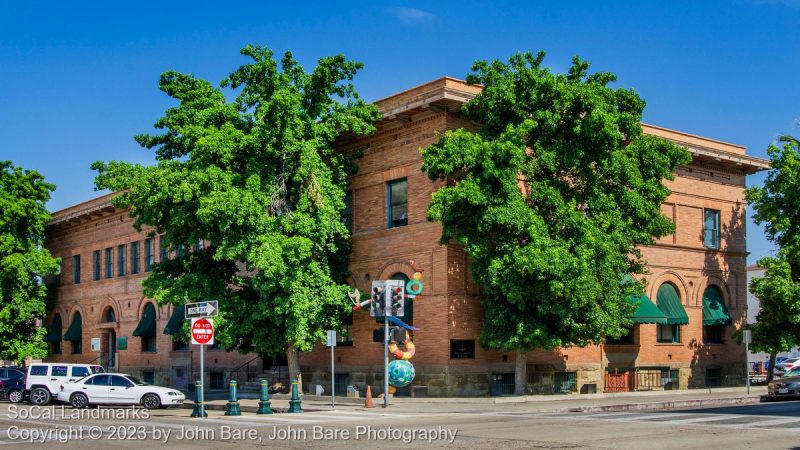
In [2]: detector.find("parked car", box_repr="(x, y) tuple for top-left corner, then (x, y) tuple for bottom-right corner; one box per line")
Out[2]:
(0, 378), (27, 403)
(778, 367), (800, 378)
(0, 368), (24, 382)
(768, 373), (800, 399)
(774, 358), (800, 376)
(57, 373), (185, 409)
(25, 363), (105, 405)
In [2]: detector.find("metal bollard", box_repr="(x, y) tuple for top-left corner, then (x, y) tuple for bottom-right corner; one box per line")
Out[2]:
(190, 380), (208, 418)
(224, 380), (241, 416)
(287, 380), (303, 413)
(256, 379), (273, 414)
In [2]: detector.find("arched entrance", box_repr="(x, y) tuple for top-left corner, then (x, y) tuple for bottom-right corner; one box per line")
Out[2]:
(100, 306), (117, 369)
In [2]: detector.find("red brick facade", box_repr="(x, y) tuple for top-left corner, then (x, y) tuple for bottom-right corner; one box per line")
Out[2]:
(43, 77), (769, 396)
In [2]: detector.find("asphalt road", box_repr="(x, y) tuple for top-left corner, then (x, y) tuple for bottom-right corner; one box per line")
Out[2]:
(0, 400), (797, 448)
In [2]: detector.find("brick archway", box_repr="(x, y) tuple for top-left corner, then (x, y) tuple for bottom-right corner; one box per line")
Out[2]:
(647, 271), (690, 306)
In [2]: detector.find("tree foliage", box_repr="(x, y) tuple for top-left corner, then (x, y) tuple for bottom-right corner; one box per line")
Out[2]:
(747, 135), (800, 376)
(92, 45), (380, 379)
(0, 161), (60, 363)
(422, 52), (691, 355)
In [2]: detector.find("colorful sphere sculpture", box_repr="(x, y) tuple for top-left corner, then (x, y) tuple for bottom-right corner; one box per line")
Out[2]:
(388, 359), (416, 387)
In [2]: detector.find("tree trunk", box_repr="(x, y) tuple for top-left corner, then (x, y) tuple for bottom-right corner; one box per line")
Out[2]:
(287, 342), (301, 385)
(766, 351), (777, 383)
(514, 349), (527, 395)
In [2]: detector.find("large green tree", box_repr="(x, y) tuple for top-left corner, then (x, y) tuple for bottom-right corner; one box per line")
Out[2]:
(747, 135), (800, 381)
(93, 45), (380, 381)
(421, 52), (690, 394)
(0, 161), (60, 363)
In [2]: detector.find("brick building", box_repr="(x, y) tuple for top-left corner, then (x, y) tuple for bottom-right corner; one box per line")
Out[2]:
(43, 77), (769, 396)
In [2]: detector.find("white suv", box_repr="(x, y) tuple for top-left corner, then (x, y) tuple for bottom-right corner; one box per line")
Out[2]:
(26, 363), (104, 405)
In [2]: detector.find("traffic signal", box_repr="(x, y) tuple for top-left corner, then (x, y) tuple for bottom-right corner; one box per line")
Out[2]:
(386, 279), (404, 317)
(370, 280), (387, 317)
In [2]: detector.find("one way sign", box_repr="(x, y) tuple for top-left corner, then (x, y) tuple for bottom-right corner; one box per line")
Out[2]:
(185, 301), (218, 318)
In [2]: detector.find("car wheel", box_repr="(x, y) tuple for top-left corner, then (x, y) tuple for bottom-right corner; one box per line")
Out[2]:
(70, 393), (89, 409)
(29, 388), (51, 406)
(7, 389), (23, 403)
(142, 394), (161, 409)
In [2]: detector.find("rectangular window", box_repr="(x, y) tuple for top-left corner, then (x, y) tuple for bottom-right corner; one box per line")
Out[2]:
(117, 244), (126, 276)
(93, 250), (101, 281)
(606, 327), (635, 345)
(144, 238), (153, 272)
(343, 190), (354, 234)
(159, 235), (168, 261)
(131, 241), (140, 274)
(703, 209), (720, 249)
(72, 255), (81, 284)
(703, 325), (725, 344)
(72, 340), (82, 354)
(142, 336), (156, 353)
(337, 314), (353, 346)
(172, 339), (188, 352)
(387, 179), (408, 228)
(52, 342), (61, 355)
(30, 366), (48, 376)
(176, 244), (184, 258)
(105, 247), (113, 278)
(657, 324), (681, 343)
(194, 239), (203, 252)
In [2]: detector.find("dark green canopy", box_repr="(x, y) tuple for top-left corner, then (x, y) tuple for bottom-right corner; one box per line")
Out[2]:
(63, 313), (82, 341)
(627, 294), (668, 324)
(45, 315), (62, 342)
(163, 305), (185, 335)
(702, 286), (732, 326)
(656, 283), (689, 325)
(132, 303), (156, 337)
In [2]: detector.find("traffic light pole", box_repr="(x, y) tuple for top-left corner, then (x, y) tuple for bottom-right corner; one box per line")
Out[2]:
(384, 314), (389, 408)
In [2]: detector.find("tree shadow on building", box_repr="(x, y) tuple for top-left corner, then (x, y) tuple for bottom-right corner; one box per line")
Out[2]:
(688, 201), (747, 388)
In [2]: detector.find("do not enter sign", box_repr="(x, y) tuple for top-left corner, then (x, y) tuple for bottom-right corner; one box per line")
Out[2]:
(191, 318), (214, 345)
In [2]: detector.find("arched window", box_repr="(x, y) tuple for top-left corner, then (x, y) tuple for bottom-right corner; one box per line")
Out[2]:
(133, 303), (157, 353)
(64, 312), (82, 354)
(702, 285), (731, 344)
(103, 307), (116, 323)
(655, 283), (688, 344)
(45, 314), (62, 355)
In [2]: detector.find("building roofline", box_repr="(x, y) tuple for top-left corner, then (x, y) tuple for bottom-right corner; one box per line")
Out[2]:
(47, 191), (118, 227)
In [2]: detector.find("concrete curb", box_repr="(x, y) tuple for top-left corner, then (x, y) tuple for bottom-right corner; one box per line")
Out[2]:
(556, 395), (766, 413)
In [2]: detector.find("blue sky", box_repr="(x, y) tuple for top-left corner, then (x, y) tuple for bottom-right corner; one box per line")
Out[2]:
(1, 1), (798, 263)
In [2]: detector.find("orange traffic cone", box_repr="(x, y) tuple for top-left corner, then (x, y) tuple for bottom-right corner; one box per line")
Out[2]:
(364, 385), (375, 408)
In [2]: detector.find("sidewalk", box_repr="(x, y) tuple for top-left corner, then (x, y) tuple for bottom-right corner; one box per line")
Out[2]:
(187, 386), (768, 414)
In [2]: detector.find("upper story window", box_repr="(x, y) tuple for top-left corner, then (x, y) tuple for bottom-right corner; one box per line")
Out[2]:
(131, 241), (140, 274)
(159, 235), (168, 261)
(387, 179), (408, 228)
(145, 238), (153, 272)
(93, 250), (101, 281)
(176, 244), (184, 258)
(105, 248), (113, 278)
(703, 209), (720, 250)
(72, 255), (81, 284)
(194, 239), (203, 252)
(343, 191), (354, 234)
(117, 244), (126, 276)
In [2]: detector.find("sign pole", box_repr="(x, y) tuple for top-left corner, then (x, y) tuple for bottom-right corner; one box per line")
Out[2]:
(744, 329), (751, 395)
(200, 342), (205, 418)
(330, 342), (335, 408)
(384, 314), (389, 408)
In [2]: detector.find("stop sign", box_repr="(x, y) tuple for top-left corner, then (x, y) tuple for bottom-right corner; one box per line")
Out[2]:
(191, 318), (214, 345)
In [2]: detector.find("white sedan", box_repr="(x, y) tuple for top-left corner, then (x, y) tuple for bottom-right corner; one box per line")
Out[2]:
(57, 373), (185, 409)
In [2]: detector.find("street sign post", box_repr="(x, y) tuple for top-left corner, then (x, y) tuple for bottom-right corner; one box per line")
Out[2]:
(326, 330), (336, 408)
(744, 329), (752, 394)
(185, 301), (218, 319)
(191, 317), (215, 419)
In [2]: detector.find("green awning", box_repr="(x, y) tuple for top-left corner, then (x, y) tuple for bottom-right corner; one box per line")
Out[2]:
(703, 287), (732, 326)
(45, 316), (62, 342)
(63, 314), (82, 341)
(132, 304), (156, 337)
(627, 294), (668, 324)
(656, 284), (689, 325)
(163, 305), (185, 335)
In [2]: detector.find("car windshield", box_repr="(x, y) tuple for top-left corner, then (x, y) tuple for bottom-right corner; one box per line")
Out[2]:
(126, 376), (148, 386)
(782, 368), (800, 377)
